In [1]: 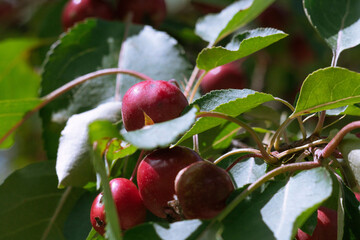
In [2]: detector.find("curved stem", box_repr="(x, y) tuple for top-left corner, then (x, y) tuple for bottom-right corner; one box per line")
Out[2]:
(130, 150), (146, 182)
(276, 139), (328, 159)
(313, 111), (326, 136)
(197, 112), (277, 164)
(184, 66), (200, 98)
(189, 70), (207, 103)
(214, 148), (262, 165)
(0, 68), (153, 146)
(321, 121), (360, 158)
(274, 97), (306, 140)
(267, 117), (294, 153)
(216, 161), (321, 222)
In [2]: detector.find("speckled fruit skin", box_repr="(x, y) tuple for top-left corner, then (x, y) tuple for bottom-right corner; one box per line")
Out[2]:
(137, 146), (203, 219)
(90, 178), (146, 235)
(175, 161), (234, 219)
(121, 80), (188, 131)
(200, 62), (246, 94)
(62, 0), (114, 30)
(116, 0), (166, 26)
(295, 206), (337, 240)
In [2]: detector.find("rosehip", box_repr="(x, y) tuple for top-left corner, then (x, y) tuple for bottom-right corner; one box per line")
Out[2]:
(200, 62), (246, 94)
(90, 178), (146, 235)
(62, 0), (115, 30)
(121, 80), (188, 131)
(175, 161), (234, 219)
(116, 0), (166, 26)
(137, 146), (203, 219)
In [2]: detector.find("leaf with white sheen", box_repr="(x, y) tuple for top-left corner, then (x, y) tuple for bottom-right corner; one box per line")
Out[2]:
(0, 98), (41, 148)
(177, 89), (274, 144)
(56, 102), (122, 188)
(195, 0), (275, 43)
(121, 108), (198, 150)
(339, 137), (360, 191)
(118, 26), (192, 97)
(303, 0), (360, 59)
(229, 157), (267, 189)
(0, 161), (83, 240)
(291, 67), (360, 118)
(222, 167), (333, 240)
(197, 28), (287, 71)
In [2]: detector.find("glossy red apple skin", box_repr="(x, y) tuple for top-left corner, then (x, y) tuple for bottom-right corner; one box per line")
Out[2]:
(137, 146), (203, 219)
(62, 0), (115, 30)
(90, 178), (146, 235)
(175, 161), (235, 219)
(296, 206), (337, 240)
(116, 0), (166, 26)
(200, 62), (246, 94)
(121, 80), (188, 131)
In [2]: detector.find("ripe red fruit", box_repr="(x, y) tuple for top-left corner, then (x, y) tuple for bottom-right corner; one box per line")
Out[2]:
(137, 146), (203, 219)
(90, 178), (146, 235)
(116, 0), (166, 26)
(175, 161), (235, 219)
(296, 206), (337, 240)
(200, 62), (246, 94)
(62, 0), (115, 30)
(121, 80), (188, 131)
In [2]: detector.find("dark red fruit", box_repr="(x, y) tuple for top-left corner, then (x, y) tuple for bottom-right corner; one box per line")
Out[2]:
(257, 4), (289, 30)
(121, 80), (188, 131)
(296, 206), (337, 240)
(289, 35), (315, 65)
(116, 0), (166, 26)
(175, 161), (234, 219)
(62, 0), (115, 30)
(137, 146), (203, 219)
(200, 62), (246, 94)
(90, 178), (146, 235)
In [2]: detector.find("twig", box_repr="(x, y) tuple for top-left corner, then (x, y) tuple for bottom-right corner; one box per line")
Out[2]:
(214, 148), (262, 165)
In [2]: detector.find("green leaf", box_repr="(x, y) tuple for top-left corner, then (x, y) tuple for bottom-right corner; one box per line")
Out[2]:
(124, 220), (210, 240)
(41, 19), (142, 119)
(56, 102), (122, 188)
(291, 67), (360, 118)
(0, 38), (40, 100)
(0, 98), (41, 148)
(118, 26), (193, 97)
(177, 89), (274, 144)
(86, 228), (104, 240)
(339, 136), (360, 191)
(195, 0), (275, 43)
(342, 184), (360, 239)
(121, 108), (198, 150)
(222, 167), (333, 240)
(229, 157), (267, 189)
(197, 28), (287, 71)
(0, 161), (83, 240)
(303, 0), (360, 60)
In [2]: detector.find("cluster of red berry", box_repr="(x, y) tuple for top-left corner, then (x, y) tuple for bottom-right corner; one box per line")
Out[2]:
(61, 0), (166, 30)
(90, 80), (235, 235)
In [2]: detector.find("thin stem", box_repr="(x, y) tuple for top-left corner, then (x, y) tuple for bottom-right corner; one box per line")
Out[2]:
(193, 134), (199, 153)
(274, 97), (306, 140)
(313, 111), (326, 136)
(276, 139), (328, 159)
(214, 148), (262, 165)
(322, 114), (346, 130)
(0, 68), (153, 146)
(130, 150), (146, 182)
(189, 70), (207, 103)
(321, 121), (360, 158)
(226, 153), (264, 172)
(197, 112), (277, 164)
(115, 13), (133, 101)
(267, 117), (294, 153)
(216, 161), (321, 221)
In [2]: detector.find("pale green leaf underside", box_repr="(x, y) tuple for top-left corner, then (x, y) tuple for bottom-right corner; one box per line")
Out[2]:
(0, 98), (41, 149)
(177, 89), (274, 144)
(197, 28), (287, 71)
(122, 108), (198, 150)
(195, 0), (275, 43)
(291, 67), (360, 118)
(303, 0), (360, 57)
